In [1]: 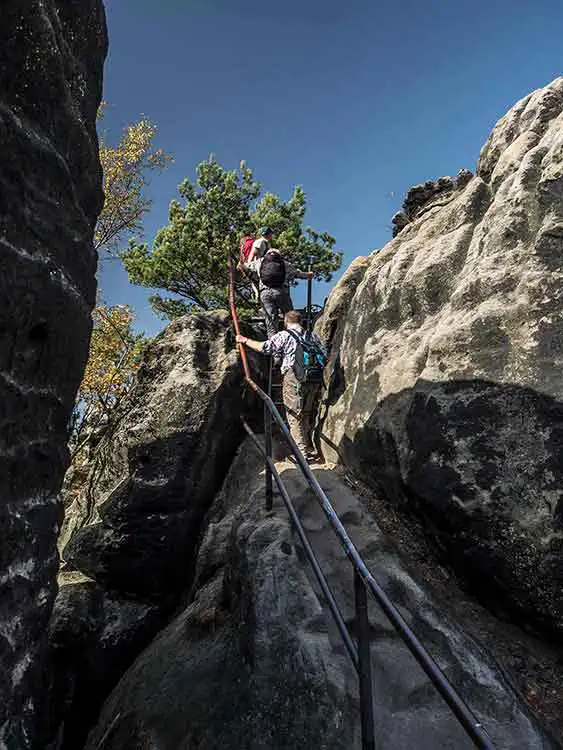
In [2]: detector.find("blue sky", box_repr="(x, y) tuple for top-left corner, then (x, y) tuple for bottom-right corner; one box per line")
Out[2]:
(98, 0), (563, 336)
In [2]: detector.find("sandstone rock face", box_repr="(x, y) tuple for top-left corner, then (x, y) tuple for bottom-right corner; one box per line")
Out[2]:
(320, 78), (563, 636)
(48, 573), (164, 750)
(315, 256), (370, 349)
(62, 312), (247, 600)
(0, 2), (106, 747)
(51, 312), (263, 744)
(315, 256), (370, 449)
(85, 441), (555, 749)
(391, 168), (474, 237)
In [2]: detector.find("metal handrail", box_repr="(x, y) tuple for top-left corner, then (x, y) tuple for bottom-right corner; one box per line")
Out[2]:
(228, 252), (494, 750)
(243, 421), (359, 670)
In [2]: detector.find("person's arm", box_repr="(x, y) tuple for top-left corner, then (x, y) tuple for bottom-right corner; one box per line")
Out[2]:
(285, 260), (313, 281)
(235, 334), (265, 353)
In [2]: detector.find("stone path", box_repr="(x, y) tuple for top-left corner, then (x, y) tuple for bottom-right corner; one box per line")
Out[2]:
(271, 457), (555, 749)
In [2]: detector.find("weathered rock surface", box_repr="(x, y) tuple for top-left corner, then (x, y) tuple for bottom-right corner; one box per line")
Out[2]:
(391, 168), (474, 237)
(0, 1), (106, 746)
(62, 312), (248, 600)
(47, 573), (165, 750)
(85, 441), (556, 749)
(319, 78), (563, 637)
(315, 255), (370, 349)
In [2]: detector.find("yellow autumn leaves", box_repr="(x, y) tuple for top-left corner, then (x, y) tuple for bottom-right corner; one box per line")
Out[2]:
(70, 304), (147, 460)
(67, 107), (171, 462)
(95, 104), (172, 255)
(80, 305), (141, 399)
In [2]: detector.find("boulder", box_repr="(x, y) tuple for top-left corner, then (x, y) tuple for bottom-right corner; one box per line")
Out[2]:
(84, 441), (556, 749)
(47, 573), (166, 750)
(0, 1), (106, 746)
(62, 312), (249, 600)
(319, 77), (563, 636)
(392, 169), (475, 237)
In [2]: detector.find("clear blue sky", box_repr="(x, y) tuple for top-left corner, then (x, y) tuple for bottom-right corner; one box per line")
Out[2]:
(98, 0), (563, 337)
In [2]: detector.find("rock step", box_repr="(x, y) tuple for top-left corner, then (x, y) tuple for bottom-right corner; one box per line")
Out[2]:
(274, 461), (552, 750)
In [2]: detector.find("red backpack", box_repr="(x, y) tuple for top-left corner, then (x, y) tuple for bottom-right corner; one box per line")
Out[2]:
(240, 236), (255, 264)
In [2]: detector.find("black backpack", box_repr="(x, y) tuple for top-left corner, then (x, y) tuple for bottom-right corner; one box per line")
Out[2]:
(288, 330), (327, 384)
(260, 253), (286, 288)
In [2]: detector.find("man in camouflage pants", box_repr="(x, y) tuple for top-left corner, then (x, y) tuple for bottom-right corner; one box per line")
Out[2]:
(246, 249), (312, 338)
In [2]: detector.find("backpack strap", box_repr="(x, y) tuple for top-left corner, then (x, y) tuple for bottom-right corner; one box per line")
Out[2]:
(286, 329), (304, 346)
(288, 329), (319, 347)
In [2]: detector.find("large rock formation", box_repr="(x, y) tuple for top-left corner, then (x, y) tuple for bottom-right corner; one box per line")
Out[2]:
(48, 572), (164, 750)
(319, 78), (563, 637)
(84, 441), (556, 749)
(61, 312), (248, 598)
(52, 312), (257, 747)
(44, 78), (563, 748)
(0, 2), (106, 747)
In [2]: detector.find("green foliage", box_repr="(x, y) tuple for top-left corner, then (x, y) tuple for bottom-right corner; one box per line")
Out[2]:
(121, 157), (342, 318)
(69, 305), (150, 462)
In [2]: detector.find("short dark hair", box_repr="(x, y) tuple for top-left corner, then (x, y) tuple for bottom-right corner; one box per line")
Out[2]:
(284, 310), (302, 325)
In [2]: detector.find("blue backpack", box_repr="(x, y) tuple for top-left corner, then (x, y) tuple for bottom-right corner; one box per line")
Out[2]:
(288, 330), (327, 384)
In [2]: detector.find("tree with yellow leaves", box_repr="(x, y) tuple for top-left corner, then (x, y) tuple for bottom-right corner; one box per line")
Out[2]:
(95, 104), (173, 256)
(69, 304), (148, 461)
(66, 107), (167, 465)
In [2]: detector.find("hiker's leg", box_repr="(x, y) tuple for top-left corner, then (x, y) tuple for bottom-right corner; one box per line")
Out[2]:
(271, 288), (292, 334)
(282, 370), (307, 453)
(261, 288), (279, 338)
(279, 288), (293, 314)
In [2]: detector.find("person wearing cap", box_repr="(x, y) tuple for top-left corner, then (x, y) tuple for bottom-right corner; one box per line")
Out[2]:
(246, 227), (273, 264)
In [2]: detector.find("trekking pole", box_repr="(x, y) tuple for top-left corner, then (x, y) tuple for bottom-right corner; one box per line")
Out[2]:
(306, 255), (313, 332)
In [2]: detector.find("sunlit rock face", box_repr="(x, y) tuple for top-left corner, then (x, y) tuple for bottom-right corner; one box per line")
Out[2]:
(0, 1), (107, 746)
(320, 77), (563, 638)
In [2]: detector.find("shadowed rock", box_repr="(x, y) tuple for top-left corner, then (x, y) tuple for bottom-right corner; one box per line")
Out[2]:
(0, 1), (106, 746)
(62, 312), (248, 600)
(52, 312), (270, 744)
(83, 440), (557, 749)
(48, 572), (164, 750)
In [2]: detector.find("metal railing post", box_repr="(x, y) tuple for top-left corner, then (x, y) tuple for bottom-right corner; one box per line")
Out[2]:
(355, 571), (376, 750)
(265, 356), (273, 510)
(306, 255), (313, 331)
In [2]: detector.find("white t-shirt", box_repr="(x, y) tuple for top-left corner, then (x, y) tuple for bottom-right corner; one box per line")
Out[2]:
(251, 237), (269, 258)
